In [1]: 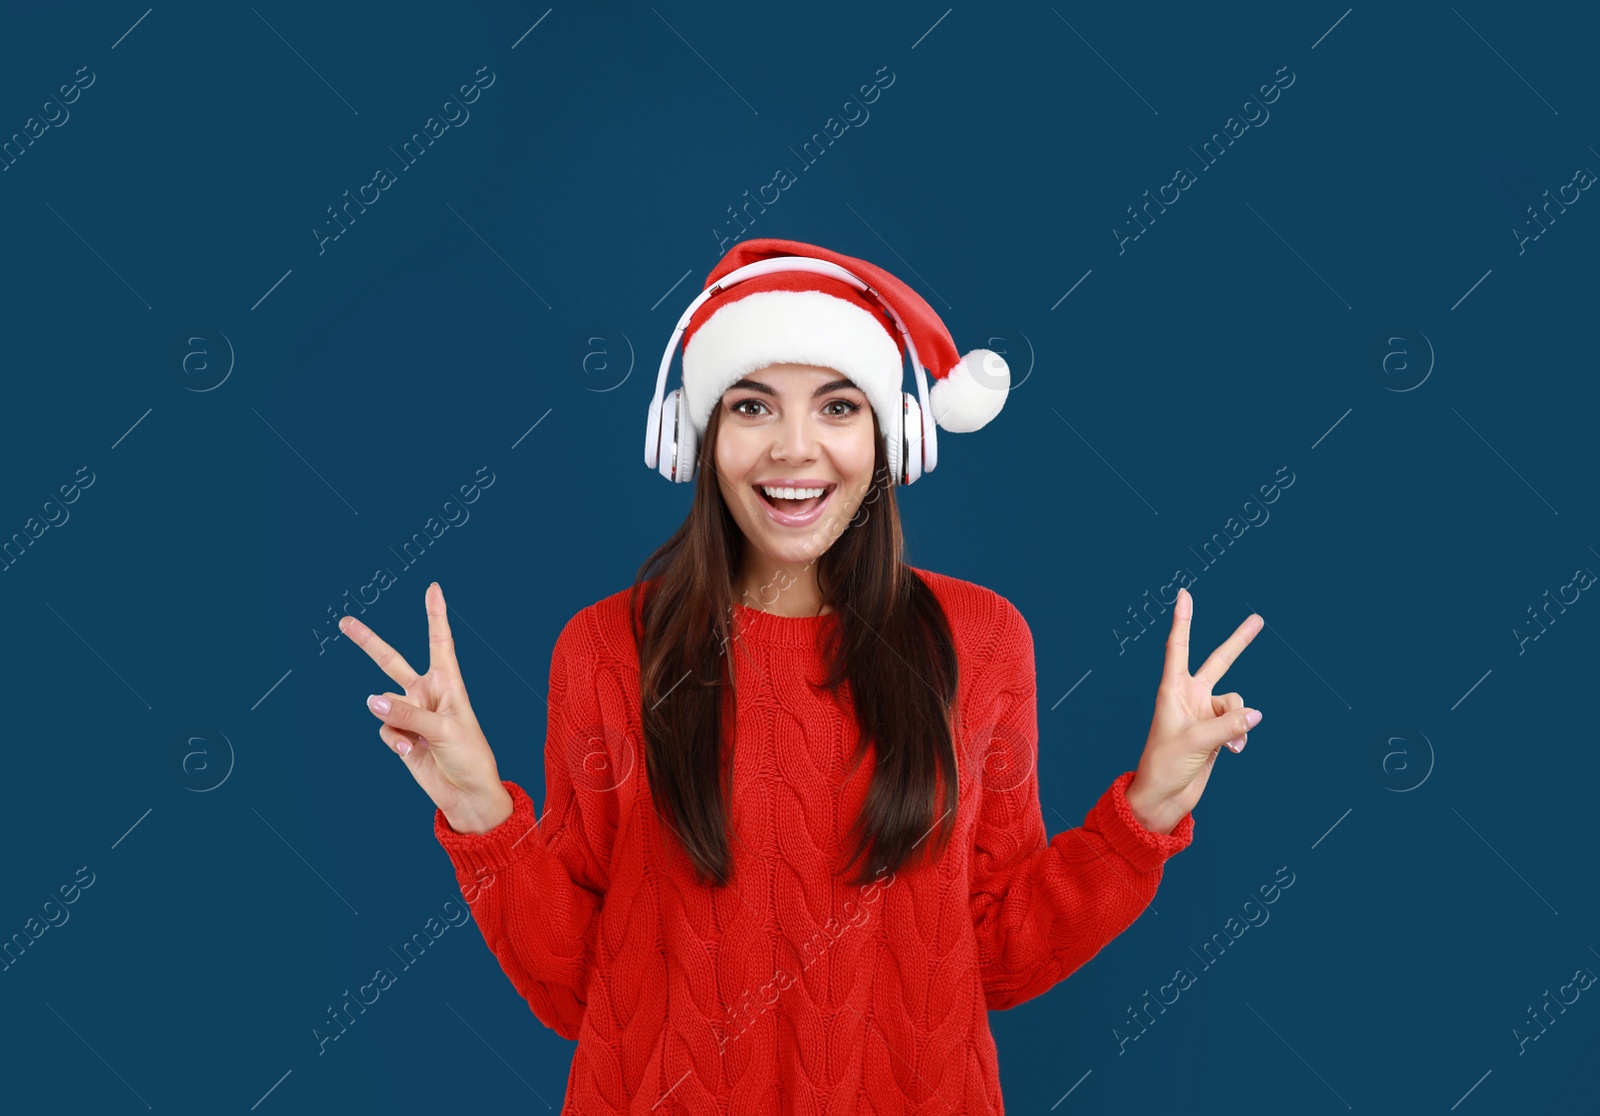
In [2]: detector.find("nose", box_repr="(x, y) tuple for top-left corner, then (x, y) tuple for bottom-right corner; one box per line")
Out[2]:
(770, 410), (819, 463)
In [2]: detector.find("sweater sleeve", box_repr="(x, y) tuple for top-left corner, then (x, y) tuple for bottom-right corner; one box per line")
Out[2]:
(967, 599), (1194, 1012)
(433, 608), (620, 1041)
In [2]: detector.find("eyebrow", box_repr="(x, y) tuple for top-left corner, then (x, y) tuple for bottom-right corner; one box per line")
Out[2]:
(727, 377), (862, 398)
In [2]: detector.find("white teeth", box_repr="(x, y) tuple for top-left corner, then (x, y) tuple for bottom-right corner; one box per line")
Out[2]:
(761, 485), (826, 500)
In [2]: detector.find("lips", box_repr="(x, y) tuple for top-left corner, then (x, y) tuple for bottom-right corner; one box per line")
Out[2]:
(754, 483), (835, 528)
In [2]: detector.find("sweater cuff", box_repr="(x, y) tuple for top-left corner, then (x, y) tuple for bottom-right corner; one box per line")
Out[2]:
(433, 780), (544, 877)
(1089, 770), (1195, 873)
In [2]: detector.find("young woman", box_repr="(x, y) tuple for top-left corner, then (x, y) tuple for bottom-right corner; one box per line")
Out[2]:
(343, 240), (1265, 1113)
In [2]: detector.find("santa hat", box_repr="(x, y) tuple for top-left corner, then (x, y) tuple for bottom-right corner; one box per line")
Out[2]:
(679, 238), (1009, 443)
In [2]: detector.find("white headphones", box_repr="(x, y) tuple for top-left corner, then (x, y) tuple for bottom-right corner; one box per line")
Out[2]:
(643, 256), (940, 486)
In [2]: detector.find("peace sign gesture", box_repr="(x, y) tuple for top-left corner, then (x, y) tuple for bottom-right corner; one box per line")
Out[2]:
(1124, 588), (1264, 835)
(341, 582), (514, 835)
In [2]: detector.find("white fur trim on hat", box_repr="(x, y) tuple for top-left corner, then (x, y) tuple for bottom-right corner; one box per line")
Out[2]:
(681, 289), (904, 439)
(929, 348), (1009, 433)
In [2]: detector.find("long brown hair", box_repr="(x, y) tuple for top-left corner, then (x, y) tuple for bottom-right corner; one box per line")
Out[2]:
(628, 398), (960, 889)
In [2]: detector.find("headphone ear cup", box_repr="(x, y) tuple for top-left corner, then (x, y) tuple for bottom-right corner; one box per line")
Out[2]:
(899, 391), (923, 485)
(884, 396), (902, 486)
(657, 389), (680, 482)
(675, 389), (698, 482)
(660, 388), (699, 483)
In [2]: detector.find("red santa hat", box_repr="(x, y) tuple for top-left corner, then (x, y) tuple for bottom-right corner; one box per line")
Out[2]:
(679, 238), (1009, 443)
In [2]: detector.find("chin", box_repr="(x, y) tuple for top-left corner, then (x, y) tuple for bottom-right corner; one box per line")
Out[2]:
(748, 533), (821, 566)
(750, 522), (838, 565)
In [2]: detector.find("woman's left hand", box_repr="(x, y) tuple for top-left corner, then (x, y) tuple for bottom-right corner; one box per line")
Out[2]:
(1125, 588), (1263, 835)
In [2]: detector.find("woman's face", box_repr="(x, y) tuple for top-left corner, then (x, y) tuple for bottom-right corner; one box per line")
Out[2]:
(714, 363), (878, 569)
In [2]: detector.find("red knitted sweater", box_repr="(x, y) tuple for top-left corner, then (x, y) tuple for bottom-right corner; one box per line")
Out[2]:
(433, 566), (1194, 1114)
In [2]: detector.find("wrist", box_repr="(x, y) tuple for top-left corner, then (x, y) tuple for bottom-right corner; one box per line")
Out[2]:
(1124, 773), (1185, 836)
(445, 783), (515, 836)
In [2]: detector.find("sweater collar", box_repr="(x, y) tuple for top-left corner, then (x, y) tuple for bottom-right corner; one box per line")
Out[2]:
(731, 600), (839, 648)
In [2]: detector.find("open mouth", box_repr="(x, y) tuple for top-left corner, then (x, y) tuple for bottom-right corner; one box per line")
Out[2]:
(755, 483), (836, 521)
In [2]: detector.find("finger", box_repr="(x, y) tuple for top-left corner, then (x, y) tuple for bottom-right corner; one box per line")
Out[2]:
(1162, 588), (1194, 687)
(1188, 706), (1261, 753)
(1193, 610), (1264, 689)
(1213, 692), (1247, 752)
(340, 615), (423, 691)
(426, 582), (462, 680)
(378, 724), (419, 759)
(1211, 692), (1243, 718)
(366, 691), (451, 740)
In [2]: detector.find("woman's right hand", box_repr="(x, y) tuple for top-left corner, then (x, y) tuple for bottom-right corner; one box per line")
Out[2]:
(342, 581), (515, 835)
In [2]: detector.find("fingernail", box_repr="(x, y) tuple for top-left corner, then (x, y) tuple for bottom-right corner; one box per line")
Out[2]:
(368, 694), (391, 715)
(1245, 709), (1262, 729)
(395, 738), (412, 757)
(1226, 738), (1243, 753)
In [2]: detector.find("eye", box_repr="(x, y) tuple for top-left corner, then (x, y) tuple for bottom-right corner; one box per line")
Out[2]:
(824, 399), (863, 417)
(729, 398), (768, 417)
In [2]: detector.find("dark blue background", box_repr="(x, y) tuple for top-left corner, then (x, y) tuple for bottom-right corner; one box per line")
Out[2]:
(3, 1), (1596, 1112)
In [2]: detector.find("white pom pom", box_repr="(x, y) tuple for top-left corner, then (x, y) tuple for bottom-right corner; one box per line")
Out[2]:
(929, 349), (1009, 433)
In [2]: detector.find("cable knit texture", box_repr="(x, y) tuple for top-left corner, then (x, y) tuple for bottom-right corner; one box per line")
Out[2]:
(433, 566), (1194, 1114)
